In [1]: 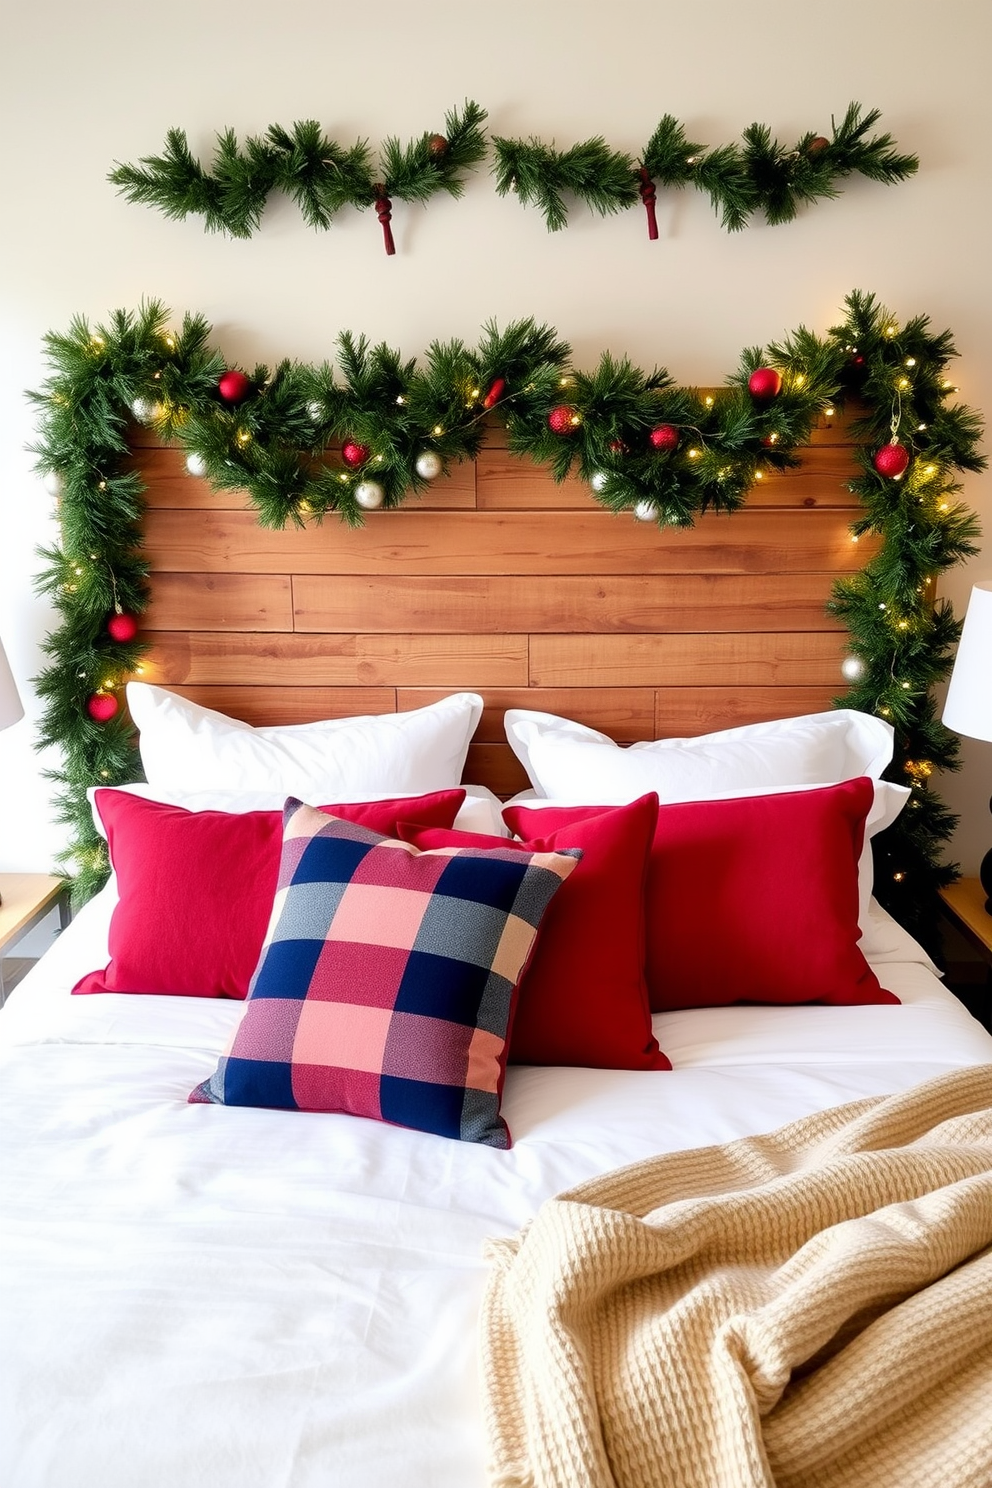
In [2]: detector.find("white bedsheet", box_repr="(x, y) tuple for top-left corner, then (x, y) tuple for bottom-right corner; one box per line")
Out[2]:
(2, 889), (991, 1488)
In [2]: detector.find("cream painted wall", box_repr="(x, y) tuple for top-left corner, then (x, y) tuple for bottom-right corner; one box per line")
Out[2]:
(1, 0), (990, 876)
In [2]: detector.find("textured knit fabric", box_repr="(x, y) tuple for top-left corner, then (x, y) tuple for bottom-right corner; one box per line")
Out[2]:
(191, 800), (579, 1146)
(481, 1064), (992, 1486)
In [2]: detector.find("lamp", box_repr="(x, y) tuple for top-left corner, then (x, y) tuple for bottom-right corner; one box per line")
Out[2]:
(0, 635), (23, 733)
(0, 636), (25, 907)
(942, 580), (992, 913)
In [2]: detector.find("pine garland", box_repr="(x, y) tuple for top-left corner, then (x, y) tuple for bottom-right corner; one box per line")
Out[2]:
(496, 103), (916, 233)
(110, 102), (916, 247)
(109, 101), (488, 254)
(29, 294), (982, 949)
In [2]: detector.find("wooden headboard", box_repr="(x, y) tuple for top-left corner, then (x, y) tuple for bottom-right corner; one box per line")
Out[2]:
(132, 404), (874, 797)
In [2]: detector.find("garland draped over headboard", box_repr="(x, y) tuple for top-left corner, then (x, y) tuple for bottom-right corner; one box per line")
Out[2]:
(29, 292), (983, 951)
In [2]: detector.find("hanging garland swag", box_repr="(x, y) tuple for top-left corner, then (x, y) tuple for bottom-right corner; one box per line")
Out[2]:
(30, 292), (983, 953)
(110, 102), (917, 251)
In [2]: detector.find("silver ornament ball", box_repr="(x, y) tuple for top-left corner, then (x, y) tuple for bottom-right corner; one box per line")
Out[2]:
(633, 499), (658, 523)
(354, 479), (385, 511)
(130, 396), (155, 423)
(43, 470), (64, 498)
(840, 655), (865, 683)
(415, 450), (443, 481)
(589, 471), (609, 494)
(185, 452), (208, 478)
(307, 400), (325, 422)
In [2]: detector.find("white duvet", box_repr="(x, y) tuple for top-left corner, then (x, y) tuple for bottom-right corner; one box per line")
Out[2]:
(2, 889), (991, 1488)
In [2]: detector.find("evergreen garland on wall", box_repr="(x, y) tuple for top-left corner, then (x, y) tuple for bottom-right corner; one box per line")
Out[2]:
(110, 102), (917, 249)
(110, 102), (489, 254)
(29, 293), (982, 954)
(495, 102), (918, 234)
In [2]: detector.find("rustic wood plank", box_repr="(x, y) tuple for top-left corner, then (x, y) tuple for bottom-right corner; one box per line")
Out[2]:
(396, 687), (657, 742)
(141, 631), (528, 687)
(653, 685), (843, 737)
(476, 445), (860, 511)
(529, 632), (847, 688)
(293, 572), (846, 634)
(143, 507), (874, 576)
(144, 573), (294, 631)
(479, 403), (860, 449)
(464, 743), (529, 798)
(134, 443), (476, 509)
(164, 686), (397, 724)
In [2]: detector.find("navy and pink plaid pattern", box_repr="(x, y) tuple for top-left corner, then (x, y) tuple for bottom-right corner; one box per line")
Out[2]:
(190, 800), (579, 1146)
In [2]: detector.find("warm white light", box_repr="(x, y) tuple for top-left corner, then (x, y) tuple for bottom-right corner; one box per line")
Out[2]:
(905, 357), (916, 367)
(704, 396), (714, 407)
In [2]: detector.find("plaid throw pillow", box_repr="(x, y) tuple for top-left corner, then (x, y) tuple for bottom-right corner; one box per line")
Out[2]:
(190, 800), (580, 1146)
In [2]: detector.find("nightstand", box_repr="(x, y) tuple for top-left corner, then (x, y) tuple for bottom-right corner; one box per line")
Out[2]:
(0, 874), (71, 1004)
(938, 879), (992, 1029)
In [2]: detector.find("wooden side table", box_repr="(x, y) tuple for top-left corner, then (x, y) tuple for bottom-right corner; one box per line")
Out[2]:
(938, 879), (992, 1029)
(0, 874), (71, 1004)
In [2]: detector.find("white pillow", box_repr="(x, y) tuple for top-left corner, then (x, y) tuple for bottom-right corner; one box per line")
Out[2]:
(502, 777), (910, 947)
(126, 684), (483, 797)
(88, 781), (507, 839)
(503, 708), (894, 801)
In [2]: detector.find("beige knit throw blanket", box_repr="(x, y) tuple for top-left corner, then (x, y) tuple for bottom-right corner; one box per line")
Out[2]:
(480, 1065), (992, 1488)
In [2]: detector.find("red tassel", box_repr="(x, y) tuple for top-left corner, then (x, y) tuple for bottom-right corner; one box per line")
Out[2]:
(638, 168), (659, 241)
(374, 186), (396, 256)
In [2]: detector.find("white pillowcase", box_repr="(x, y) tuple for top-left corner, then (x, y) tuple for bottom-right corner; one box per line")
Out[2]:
(502, 777), (911, 958)
(503, 708), (894, 802)
(126, 684), (483, 798)
(88, 782), (507, 840)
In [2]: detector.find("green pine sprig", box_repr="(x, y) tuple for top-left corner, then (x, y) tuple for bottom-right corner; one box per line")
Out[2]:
(491, 137), (638, 232)
(496, 101), (918, 233)
(109, 101), (488, 247)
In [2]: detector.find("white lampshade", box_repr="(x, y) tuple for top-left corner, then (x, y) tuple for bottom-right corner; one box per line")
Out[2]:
(0, 636), (24, 731)
(943, 581), (992, 743)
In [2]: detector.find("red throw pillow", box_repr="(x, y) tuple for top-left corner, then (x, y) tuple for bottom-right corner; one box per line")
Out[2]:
(506, 778), (896, 1011)
(400, 794), (670, 1070)
(74, 788), (466, 999)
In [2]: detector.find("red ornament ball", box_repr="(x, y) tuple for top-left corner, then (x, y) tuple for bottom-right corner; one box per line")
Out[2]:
(648, 424), (680, 452)
(87, 693), (119, 723)
(547, 405), (579, 435)
(218, 369), (251, 405)
(873, 442), (910, 479)
(107, 612), (139, 643)
(806, 135), (830, 157)
(482, 377), (506, 410)
(342, 440), (370, 468)
(748, 367), (783, 401)
(428, 133), (449, 158)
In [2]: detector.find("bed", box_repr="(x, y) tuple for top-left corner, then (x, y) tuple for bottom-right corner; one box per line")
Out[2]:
(3, 412), (992, 1488)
